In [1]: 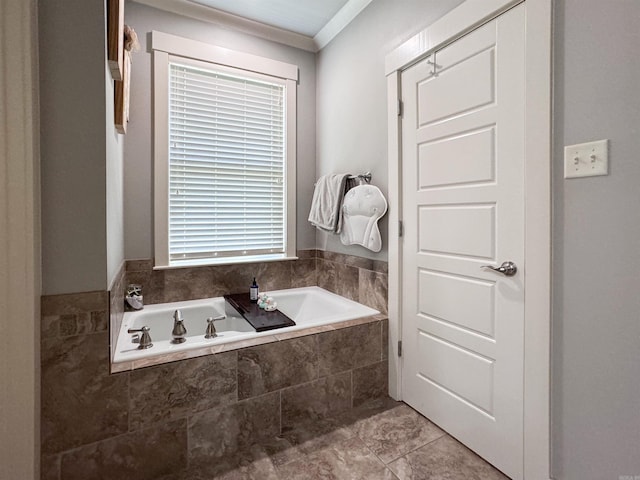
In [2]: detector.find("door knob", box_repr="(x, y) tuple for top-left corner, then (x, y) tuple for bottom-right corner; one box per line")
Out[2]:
(481, 261), (518, 277)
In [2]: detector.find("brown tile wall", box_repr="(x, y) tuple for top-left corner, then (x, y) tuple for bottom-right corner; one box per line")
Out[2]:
(40, 250), (388, 480)
(316, 250), (388, 315)
(124, 250), (318, 306)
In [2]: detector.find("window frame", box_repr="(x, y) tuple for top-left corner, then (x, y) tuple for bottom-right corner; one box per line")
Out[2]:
(152, 31), (298, 268)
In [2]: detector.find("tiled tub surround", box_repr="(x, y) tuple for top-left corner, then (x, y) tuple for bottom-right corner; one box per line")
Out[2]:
(41, 250), (389, 480)
(113, 287), (382, 372)
(123, 249), (387, 314)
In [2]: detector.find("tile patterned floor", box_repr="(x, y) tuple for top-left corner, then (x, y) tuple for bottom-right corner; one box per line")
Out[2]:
(158, 398), (510, 480)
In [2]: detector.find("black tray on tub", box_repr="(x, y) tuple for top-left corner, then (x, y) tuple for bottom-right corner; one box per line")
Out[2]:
(223, 293), (296, 332)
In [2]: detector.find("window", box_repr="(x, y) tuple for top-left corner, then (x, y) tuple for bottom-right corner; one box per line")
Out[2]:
(169, 62), (286, 262)
(152, 32), (297, 267)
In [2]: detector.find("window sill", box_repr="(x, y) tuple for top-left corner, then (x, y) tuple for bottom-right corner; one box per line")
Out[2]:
(154, 254), (299, 270)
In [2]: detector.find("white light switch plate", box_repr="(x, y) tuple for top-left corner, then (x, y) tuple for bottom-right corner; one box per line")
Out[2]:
(564, 139), (609, 178)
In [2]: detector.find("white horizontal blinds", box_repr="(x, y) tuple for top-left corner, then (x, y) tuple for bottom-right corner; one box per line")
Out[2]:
(169, 62), (286, 261)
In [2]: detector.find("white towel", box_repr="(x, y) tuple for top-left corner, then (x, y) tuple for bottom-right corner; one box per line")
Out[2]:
(308, 173), (350, 233)
(340, 185), (388, 252)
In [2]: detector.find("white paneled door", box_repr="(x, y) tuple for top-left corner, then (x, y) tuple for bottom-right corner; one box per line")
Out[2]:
(401, 5), (525, 479)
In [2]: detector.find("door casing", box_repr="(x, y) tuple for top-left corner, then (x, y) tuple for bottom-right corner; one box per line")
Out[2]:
(385, 1), (552, 479)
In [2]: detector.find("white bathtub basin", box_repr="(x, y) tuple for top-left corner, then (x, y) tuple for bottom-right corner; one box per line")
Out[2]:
(127, 299), (253, 342)
(113, 286), (379, 366)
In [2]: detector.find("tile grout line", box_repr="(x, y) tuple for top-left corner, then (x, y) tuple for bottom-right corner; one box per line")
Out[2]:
(385, 466), (402, 480)
(383, 430), (448, 466)
(350, 428), (397, 477)
(315, 333), (320, 382)
(278, 389), (283, 436)
(381, 319), (384, 361)
(350, 369), (354, 409)
(185, 412), (191, 472)
(127, 365), (132, 433)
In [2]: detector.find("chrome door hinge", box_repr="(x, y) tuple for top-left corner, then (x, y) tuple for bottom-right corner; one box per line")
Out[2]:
(398, 340), (402, 357)
(397, 99), (403, 117)
(398, 220), (404, 237)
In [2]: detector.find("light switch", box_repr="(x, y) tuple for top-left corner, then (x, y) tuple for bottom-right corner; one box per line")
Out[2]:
(564, 139), (609, 178)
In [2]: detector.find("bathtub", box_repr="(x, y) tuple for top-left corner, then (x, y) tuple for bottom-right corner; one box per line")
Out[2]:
(113, 286), (380, 368)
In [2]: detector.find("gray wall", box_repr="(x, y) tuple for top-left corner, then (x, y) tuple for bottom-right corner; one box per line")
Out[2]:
(123, 1), (317, 260)
(315, 0), (464, 260)
(552, 1), (640, 478)
(40, 0), (124, 295)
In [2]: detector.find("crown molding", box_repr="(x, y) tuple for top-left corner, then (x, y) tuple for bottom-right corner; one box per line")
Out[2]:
(131, 0), (317, 52)
(314, 0), (373, 50)
(131, 0), (372, 52)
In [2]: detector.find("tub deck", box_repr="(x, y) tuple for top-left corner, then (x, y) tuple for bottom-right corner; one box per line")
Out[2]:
(112, 286), (383, 372)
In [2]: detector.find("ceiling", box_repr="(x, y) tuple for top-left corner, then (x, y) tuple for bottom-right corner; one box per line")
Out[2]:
(187, 0), (351, 37)
(133, 0), (372, 51)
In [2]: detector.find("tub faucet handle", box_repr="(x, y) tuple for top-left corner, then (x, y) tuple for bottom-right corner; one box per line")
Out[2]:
(171, 309), (187, 344)
(205, 317), (217, 338)
(127, 325), (153, 349)
(205, 315), (225, 339)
